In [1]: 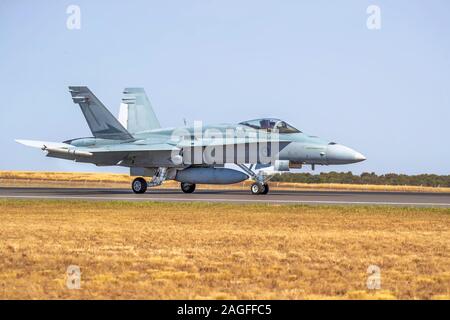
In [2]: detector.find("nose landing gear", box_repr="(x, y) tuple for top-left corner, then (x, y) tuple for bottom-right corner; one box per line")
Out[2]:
(251, 183), (269, 195)
(236, 164), (272, 195)
(261, 183), (269, 194)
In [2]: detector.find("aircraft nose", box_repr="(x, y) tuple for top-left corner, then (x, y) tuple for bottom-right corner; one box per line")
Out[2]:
(326, 144), (366, 164)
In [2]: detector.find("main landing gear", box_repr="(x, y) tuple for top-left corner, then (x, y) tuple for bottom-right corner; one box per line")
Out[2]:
(181, 182), (196, 193)
(132, 177), (147, 194)
(251, 182), (269, 195)
(131, 168), (168, 194)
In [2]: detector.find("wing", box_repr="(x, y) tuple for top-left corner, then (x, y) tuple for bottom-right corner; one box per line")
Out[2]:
(16, 139), (180, 167)
(16, 136), (292, 167)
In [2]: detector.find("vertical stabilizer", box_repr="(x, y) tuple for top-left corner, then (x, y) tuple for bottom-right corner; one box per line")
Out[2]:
(120, 88), (161, 134)
(69, 86), (133, 140)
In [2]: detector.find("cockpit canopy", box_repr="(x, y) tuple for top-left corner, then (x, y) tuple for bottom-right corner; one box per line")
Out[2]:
(239, 118), (301, 134)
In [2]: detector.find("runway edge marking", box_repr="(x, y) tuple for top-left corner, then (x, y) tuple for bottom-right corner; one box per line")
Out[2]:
(1, 195), (450, 207)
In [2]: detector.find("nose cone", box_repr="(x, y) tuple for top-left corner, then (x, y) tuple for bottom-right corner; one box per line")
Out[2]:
(326, 144), (366, 164)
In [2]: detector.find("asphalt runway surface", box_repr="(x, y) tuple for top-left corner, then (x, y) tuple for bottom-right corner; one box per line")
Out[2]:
(1, 187), (450, 207)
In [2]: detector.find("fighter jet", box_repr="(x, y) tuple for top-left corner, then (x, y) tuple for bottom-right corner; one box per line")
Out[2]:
(16, 86), (366, 195)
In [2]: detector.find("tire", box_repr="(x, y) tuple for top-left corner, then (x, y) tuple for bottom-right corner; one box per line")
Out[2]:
(251, 183), (261, 195)
(261, 183), (269, 195)
(181, 182), (196, 193)
(132, 177), (147, 194)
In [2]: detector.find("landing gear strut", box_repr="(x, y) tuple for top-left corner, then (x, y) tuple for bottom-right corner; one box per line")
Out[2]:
(236, 164), (272, 195)
(251, 183), (269, 195)
(132, 177), (147, 194)
(181, 182), (196, 193)
(131, 168), (169, 194)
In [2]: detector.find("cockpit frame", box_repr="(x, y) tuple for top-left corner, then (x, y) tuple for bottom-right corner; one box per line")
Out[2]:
(239, 118), (301, 134)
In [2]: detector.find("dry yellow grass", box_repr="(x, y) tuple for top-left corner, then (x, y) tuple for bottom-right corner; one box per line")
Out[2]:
(0, 200), (449, 299)
(1, 170), (449, 193)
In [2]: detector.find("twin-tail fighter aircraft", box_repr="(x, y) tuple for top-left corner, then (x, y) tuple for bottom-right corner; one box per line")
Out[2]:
(16, 87), (366, 195)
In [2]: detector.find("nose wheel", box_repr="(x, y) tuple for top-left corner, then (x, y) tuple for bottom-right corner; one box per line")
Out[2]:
(251, 183), (269, 195)
(132, 177), (147, 194)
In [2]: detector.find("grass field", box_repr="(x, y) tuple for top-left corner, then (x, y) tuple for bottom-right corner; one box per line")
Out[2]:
(0, 200), (449, 299)
(1, 170), (450, 193)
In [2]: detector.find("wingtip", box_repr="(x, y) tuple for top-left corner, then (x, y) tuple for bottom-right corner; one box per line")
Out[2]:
(15, 139), (70, 149)
(15, 139), (28, 145)
(15, 139), (42, 148)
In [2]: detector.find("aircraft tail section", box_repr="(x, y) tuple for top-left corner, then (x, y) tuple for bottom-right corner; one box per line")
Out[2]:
(118, 88), (161, 134)
(69, 86), (134, 140)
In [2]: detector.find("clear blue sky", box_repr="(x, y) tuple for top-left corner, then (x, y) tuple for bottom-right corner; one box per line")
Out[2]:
(1, 0), (449, 174)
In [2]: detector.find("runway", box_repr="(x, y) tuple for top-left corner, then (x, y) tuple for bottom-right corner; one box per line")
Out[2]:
(1, 187), (450, 207)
